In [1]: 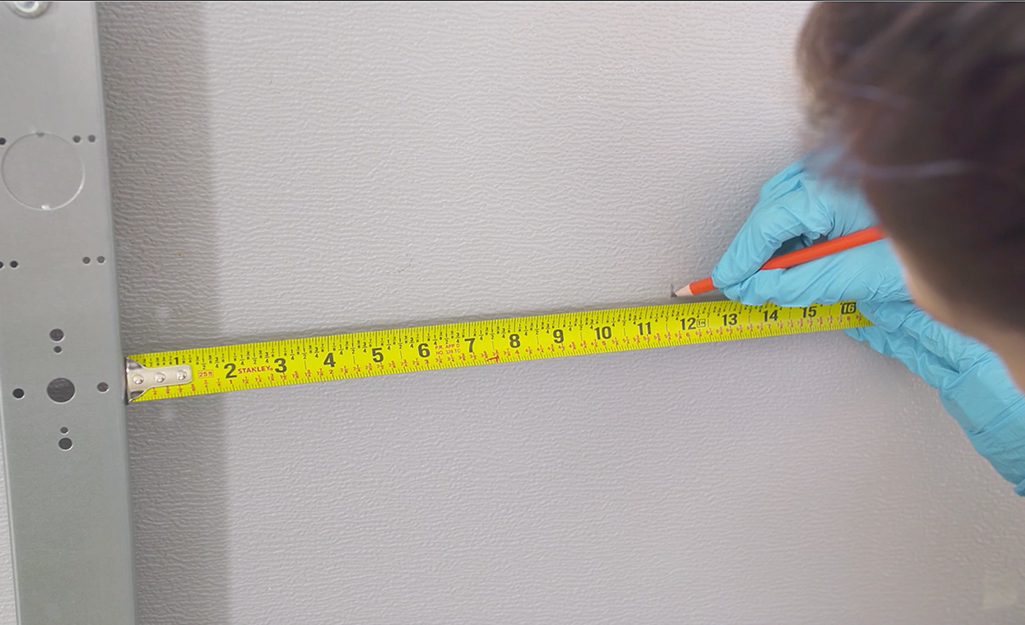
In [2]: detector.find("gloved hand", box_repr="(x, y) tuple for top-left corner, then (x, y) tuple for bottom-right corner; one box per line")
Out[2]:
(711, 159), (909, 306)
(848, 300), (1025, 493)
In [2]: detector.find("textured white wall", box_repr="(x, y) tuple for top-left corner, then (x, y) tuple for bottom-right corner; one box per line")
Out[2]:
(3, 1), (1025, 623)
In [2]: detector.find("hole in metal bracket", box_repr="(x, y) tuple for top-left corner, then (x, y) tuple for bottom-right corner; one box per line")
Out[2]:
(9, 261), (18, 268)
(53, 346), (61, 354)
(97, 382), (108, 393)
(60, 427), (68, 434)
(97, 256), (106, 264)
(12, 388), (24, 399)
(58, 438), (72, 450)
(0, 138), (5, 145)
(82, 257), (90, 264)
(73, 135), (81, 143)
(50, 328), (63, 342)
(46, 378), (74, 403)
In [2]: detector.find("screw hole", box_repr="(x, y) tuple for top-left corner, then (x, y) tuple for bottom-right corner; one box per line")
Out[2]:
(88, 135), (96, 143)
(0, 138), (6, 146)
(53, 346), (61, 354)
(97, 382), (108, 393)
(12, 388), (24, 399)
(10, 261), (18, 268)
(0, 262), (5, 269)
(73, 135), (81, 143)
(60, 427), (68, 434)
(97, 256), (105, 264)
(82, 257), (90, 264)
(46, 378), (75, 403)
(50, 328), (64, 341)
(58, 438), (73, 451)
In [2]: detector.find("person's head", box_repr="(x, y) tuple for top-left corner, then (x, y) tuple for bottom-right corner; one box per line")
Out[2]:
(798, 2), (1025, 388)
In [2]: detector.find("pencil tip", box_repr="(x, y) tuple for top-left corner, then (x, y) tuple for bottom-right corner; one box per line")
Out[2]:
(673, 284), (693, 298)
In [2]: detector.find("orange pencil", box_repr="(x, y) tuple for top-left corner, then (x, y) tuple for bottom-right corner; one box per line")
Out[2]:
(672, 225), (886, 297)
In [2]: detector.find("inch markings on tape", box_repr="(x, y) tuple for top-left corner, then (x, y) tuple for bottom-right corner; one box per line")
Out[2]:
(126, 300), (868, 402)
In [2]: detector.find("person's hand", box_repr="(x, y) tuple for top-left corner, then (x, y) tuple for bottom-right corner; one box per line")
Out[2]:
(848, 301), (1025, 493)
(711, 159), (909, 306)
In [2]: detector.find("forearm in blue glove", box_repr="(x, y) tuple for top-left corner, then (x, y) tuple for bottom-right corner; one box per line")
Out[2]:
(711, 159), (908, 307)
(847, 301), (1025, 493)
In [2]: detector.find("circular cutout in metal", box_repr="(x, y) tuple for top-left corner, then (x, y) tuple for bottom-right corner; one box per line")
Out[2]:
(2, 134), (84, 210)
(46, 378), (75, 403)
(8, 1), (50, 18)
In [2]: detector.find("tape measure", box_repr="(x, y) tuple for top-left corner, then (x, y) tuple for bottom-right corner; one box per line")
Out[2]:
(125, 300), (868, 402)
(126, 300), (868, 402)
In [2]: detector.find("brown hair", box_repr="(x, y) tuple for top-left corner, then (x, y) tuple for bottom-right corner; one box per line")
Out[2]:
(798, 2), (1025, 328)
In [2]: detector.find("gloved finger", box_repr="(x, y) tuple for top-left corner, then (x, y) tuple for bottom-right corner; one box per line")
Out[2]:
(887, 308), (991, 372)
(853, 302), (1025, 436)
(849, 323), (1025, 461)
(757, 160), (806, 202)
(719, 240), (909, 307)
(857, 300), (990, 371)
(845, 324), (960, 390)
(939, 356), (1025, 435)
(855, 300), (920, 332)
(711, 189), (830, 289)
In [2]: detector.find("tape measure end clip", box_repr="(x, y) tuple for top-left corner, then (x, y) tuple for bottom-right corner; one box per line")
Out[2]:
(126, 358), (193, 403)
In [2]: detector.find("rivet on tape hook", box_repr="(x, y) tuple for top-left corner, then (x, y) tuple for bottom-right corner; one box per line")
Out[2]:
(125, 358), (192, 402)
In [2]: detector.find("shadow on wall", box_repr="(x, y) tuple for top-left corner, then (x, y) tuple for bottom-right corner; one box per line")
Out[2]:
(98, 3), (229, 624)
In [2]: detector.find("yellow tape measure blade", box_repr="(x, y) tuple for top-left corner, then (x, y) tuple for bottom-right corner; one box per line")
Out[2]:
(127, 300), (869, 402)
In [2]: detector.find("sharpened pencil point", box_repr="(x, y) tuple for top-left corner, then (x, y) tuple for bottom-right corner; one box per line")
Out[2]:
(672, 284), (693, 298)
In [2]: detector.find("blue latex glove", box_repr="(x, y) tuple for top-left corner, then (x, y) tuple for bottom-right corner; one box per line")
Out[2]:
(848, 301), (1025, 493)
(711, 159), (909, 306)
